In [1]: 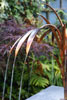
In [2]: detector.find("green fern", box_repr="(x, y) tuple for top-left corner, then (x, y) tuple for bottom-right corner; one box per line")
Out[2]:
(30, 74), (49, 88)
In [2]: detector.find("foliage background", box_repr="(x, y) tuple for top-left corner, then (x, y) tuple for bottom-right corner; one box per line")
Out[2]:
(0, 0), (65, 100)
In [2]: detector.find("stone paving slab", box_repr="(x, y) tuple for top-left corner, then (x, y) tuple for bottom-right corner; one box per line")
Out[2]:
(26, 86), (64, 100)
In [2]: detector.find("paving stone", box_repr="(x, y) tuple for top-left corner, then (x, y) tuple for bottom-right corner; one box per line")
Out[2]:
(26, 85), (64, 100)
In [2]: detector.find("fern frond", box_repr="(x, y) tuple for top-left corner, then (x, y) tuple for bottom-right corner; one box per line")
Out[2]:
(30, 74), (49, 88)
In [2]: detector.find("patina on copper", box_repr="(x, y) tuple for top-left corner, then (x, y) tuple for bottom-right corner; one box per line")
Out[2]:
(64, 28), (67, 99)
(38, 4), (67, 99)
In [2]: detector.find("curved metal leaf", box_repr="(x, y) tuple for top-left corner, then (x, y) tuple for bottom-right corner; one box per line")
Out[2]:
(40, 24), (61, 40)
(44, 3), (64, 27)
(39, 14), (55, 43)
(39, 29), (51, 42)
(40, 24), (62, 49)
(39, 14), (50, 24)
(39, 16), (62, 40)
(15, 30), (33, 57)
(26, 29), (39, 55)
(9, 36), (21, 54)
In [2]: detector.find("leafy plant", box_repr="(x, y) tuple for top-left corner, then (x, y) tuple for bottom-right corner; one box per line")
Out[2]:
(57, 9), (67, 26)
(30, 74), (49, 87)
(0, 3), (66, 100)
(0, 53), (62, 100)
(9, 4), (66, 87)
(0, 0), (42, 23)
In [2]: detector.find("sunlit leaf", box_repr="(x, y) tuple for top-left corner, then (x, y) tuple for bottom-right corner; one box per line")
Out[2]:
(26, 29), (39, 55)
(15, 30), (33, 57)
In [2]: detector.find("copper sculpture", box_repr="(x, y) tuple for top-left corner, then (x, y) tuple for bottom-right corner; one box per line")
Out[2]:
(9, 4), (67, 99)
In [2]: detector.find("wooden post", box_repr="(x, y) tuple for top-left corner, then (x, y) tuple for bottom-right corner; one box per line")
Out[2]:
(46, 0), (49, 42)
(60, 0), (62, 8)
(60, 0), (63, 19)
(46, 0), (49, 20)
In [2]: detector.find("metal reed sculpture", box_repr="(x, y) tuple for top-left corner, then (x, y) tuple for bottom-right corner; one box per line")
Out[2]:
(3, 4), (67, 100)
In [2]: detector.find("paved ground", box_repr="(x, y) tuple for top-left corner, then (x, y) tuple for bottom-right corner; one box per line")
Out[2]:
(26, 86), (64, 100)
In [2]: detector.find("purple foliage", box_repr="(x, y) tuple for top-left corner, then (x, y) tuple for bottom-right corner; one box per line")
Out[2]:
(0, 18), (53, 71)
(32, 41), (53, 57)
(0, 18), (34, 56)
